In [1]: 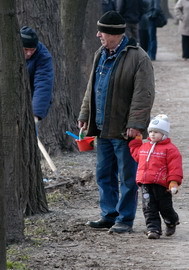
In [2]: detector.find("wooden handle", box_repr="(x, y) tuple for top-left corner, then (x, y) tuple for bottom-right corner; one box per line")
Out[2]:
(37, 137), (57, 172)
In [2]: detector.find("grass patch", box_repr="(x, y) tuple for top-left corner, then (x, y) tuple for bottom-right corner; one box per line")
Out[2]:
(7, 247), (30, 270)
(24, 218), (50, 239)
(7, 261), (28, 270)
(46, 190), (62, 203)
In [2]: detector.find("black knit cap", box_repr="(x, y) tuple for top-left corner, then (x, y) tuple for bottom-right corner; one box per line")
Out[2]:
(20, 26), (39, 48)
(97, 11), (126, 35)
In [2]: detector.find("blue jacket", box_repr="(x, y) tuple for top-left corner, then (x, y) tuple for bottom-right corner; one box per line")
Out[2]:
(26, 42), (54, 119)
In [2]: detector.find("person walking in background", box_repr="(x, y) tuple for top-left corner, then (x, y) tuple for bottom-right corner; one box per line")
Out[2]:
(139, 0), (150, 52)
(147, 0), (162, 61)
(116, 0), (147, 41)
(129, 114), (183, 239)
(101, 0), (116, 13)
(175, 0), (189, 60)
(78, 11), (155, 234)
(20, 26), (54, 123)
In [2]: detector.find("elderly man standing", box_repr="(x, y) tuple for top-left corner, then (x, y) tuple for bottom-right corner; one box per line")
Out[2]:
(78, 11), (155, 234)
(20, 26), (54, 122)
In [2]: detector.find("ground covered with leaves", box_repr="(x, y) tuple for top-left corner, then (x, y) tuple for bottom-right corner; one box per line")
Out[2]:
(7, 7), (189, 270)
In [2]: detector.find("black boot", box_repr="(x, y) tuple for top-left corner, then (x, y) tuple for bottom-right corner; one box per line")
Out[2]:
(86, 218), (114, 229)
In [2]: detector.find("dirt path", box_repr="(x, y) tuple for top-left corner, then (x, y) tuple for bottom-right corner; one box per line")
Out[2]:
(8, 3), (189, 270)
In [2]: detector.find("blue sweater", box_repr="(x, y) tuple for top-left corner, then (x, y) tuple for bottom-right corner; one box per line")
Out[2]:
(26, 42), (54, 119)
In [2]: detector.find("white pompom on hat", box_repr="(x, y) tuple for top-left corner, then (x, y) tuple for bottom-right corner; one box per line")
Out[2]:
(148, 114), (170, 136)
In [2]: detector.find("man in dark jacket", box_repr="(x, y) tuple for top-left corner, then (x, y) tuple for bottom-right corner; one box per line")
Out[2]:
(20, 26), (54, 121)
(78, 11), (155, 234)
(139, 0), (150, 51)
(101, 0), (116, 13)
(147, 0), (162, 60)
(116, 0), (147, 41)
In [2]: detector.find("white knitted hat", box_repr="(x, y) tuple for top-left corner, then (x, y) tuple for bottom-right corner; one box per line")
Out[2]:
(148, 114), (170, 136)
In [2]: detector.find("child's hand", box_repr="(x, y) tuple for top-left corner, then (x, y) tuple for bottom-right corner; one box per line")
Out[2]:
(135, 134), (143, 140)
(169, 181), (179, 194)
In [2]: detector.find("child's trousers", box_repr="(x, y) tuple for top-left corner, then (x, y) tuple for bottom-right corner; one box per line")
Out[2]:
(141, 184), (179, 234)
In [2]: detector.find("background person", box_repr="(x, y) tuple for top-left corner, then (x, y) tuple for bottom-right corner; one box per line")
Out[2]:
(78, 11), (155, 234)
(147, 0), (162, 61)
(139, 0), (150, 52)
(174, 0), (189, 60)
(20, 26), (54, 122)
(101, 0), (116, 14)
(129, 114), (183, 239)
(116, 0), (147, 41)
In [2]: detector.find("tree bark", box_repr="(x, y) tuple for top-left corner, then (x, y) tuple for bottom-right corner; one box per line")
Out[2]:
(81, 0), (101, 102)
(0, 0), (48, 243)
(0, 94), (6, 270)
(16, 0), (101, 154)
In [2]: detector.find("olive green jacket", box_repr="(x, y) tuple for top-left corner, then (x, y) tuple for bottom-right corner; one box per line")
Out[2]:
(78, 44), (155, 139)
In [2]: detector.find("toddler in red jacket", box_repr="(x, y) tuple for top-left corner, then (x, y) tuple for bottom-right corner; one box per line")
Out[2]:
(129, 114), (183, 239)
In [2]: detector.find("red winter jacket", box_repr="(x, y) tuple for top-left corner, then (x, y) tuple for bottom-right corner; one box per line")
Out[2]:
(129, 138), (183, 188)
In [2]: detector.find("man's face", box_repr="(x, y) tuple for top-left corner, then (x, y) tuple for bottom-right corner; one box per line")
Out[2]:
(23, 48), (36, 59)
(96, 31), (117, 50)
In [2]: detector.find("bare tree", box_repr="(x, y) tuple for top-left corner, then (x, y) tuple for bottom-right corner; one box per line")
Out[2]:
(0, 0), (101, 244)
(0, 0), (48, 243)
(0, 104), (6, 270)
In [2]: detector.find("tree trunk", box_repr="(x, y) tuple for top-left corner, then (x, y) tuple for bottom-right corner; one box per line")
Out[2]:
(16, 0), (101, 154)
(81, 0), (101, 102)
(0, 99), (6, 270)
(0, 0), (48, 243)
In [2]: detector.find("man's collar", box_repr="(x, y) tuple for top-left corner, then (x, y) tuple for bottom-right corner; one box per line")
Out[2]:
(109, 35), (126, 55)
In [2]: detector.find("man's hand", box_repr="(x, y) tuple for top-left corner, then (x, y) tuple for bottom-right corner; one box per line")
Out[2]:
(78, 121), (87, 130)
(126, 128), (141, 138)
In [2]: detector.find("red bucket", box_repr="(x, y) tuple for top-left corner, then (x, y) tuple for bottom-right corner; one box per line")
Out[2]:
(75, 137), (95, 152)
